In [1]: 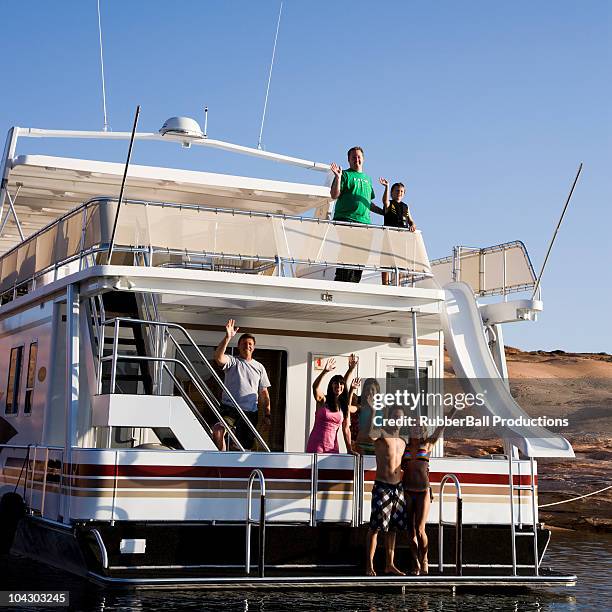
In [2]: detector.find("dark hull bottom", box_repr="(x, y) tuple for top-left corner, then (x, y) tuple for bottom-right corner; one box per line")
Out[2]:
(11, 517), (576, 589)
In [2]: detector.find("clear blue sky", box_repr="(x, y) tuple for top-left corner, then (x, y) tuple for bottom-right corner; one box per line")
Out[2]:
(1, 1), (610, 352)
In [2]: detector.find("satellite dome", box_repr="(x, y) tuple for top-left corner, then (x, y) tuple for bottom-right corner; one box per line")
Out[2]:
(159, 116), (203, 138)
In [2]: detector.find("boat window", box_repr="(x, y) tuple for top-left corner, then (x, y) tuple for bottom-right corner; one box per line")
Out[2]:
(24, 342), (38, 414)
(5, 346), (24, 415)
(175, 344), (287, 451)
(385, 366), (429, 408)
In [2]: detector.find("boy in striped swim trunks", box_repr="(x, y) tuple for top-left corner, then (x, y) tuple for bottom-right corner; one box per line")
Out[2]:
(366, 406), (407, 576)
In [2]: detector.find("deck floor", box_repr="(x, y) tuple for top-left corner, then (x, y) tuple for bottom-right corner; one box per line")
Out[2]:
(91, 566), (576, 589)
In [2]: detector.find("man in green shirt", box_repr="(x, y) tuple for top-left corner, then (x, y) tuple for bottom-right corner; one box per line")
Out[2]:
(330, 146), (383, 282)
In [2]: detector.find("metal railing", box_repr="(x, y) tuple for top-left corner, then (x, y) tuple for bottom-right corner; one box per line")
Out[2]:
(508, 453), (539, 576)
(98, 316), (270, 452)
(0, 196), (432, 305)
(0, 444), (64, 522)
(431, 241), (541, 300)
(245, 469), (266, 577)
(438, 473), (463, 576)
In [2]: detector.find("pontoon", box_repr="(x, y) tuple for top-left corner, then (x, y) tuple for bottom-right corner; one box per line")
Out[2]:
(0, 122), (576, 589)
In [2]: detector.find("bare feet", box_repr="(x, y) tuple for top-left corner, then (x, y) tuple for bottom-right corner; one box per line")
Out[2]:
(366, 566), (377, 576)
(420, 556), (429, 575)
(410, 568), (420, 576)
(385, 564), (406, 576)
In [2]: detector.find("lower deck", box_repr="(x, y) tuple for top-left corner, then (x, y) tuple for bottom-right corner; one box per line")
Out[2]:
(89, 572), (576, 590)
(10, 516), (575, 589)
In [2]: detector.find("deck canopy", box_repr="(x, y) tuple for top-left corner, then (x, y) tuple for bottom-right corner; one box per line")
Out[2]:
(1, 154), (333, 254)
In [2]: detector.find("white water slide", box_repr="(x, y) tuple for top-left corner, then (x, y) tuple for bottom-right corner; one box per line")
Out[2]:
(441, 281), (574, 458)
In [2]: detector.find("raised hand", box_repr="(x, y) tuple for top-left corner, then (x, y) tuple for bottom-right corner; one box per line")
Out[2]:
(324, 358), (336, 372)
(225, 319), (239, 339)
(348, 353), (359, 369)
(351, 377), (362, 391)
(379, 177), (389, 187)
(330, 162), (342, 179)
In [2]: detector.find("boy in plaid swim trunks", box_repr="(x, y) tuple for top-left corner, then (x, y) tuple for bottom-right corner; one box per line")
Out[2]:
(366, 406), (407, 576)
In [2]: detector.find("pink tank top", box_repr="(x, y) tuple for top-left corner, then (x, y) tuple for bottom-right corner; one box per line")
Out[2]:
(306, 403), (344, 453)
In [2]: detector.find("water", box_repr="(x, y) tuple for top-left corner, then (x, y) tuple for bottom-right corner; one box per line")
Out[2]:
(1, 530), (610, 611)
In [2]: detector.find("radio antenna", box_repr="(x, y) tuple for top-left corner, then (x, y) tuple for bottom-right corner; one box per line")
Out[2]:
(107, 105), (140, 263)
(257, 1), (283, 150)
(531, 162), (583, 299)
(96, 0), (110, 131)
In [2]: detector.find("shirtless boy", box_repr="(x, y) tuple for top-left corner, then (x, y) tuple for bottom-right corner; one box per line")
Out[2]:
(366, 406), (407, 576)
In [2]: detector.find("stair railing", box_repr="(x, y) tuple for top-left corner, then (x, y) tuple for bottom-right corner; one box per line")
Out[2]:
(99, 316), (270, 452)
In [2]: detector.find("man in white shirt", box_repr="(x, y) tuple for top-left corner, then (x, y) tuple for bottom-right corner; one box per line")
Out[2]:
(213, 319), (271, 450)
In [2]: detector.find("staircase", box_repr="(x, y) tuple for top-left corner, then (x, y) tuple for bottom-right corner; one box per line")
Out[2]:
(88, 291), (270, 452)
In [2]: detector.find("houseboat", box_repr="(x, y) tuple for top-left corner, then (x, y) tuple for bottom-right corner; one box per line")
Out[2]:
(0, 121), (575, 589)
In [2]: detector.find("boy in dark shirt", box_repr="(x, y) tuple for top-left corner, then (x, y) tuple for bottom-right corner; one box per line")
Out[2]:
(379, 178), (416, 286)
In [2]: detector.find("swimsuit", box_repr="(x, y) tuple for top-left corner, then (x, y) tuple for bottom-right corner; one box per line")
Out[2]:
(402, 445), (431, 493)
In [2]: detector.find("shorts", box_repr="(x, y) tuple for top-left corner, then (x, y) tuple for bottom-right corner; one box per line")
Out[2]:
(218, 404), (259, 450)
(369, 480), (407, 532)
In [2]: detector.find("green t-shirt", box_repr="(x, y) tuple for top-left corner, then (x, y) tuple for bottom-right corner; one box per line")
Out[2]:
(333, 169), (375, 224)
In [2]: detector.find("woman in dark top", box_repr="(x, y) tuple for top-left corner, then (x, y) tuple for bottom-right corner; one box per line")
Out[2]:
(379, 178), (416, 286)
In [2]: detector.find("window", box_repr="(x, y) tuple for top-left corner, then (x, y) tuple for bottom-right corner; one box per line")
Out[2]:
(5, 346), (24, 415)
(24, 342), (38, 414)
(385, 365), (429, 415)
(386, 366), (428, 396)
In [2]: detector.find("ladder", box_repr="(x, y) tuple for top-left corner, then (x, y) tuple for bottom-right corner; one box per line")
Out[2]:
(508, 451), (539, 575)
(245, 469), (267, 577)
(438, 473), (463, 575)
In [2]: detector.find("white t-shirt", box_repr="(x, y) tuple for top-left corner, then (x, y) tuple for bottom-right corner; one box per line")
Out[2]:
(221, 355), (271, 412)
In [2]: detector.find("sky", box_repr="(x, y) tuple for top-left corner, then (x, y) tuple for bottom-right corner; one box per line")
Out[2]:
(0, 1), (610, 353)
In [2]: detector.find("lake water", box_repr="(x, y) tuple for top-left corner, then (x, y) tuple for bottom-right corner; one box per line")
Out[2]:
(1, 529), (610, 611)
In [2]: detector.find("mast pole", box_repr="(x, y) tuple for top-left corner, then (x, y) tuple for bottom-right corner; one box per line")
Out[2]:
(107, 106), (140, 263)
(531, 163), (583, 299)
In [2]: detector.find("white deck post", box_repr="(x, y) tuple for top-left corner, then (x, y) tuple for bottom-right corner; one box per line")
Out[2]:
(63, 283), (80, 524)
(0, 127), (20, 235)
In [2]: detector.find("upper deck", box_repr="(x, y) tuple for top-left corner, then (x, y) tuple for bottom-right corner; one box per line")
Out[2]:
(0, 150), (435, 316)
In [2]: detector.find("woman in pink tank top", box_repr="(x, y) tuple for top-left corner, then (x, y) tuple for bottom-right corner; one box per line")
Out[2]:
(306, 358), (358, 454)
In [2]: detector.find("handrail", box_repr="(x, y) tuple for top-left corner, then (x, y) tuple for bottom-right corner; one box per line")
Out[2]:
(102, 316), (270, 452)
(438, 473), (463, 576)
(0, 444), (64, 522)
(309, 454), (318, 527)
(508, 453), (540, 576)
(431, 240), (539, 299)
(351, 453), (363, 527)
(0, 195), (432, 304)
(167, 336), (233, 417)
(161, 363), (213, 436)
(529, 456), (539, 576)
(245, 469), (266, 577)
(100, 352), (244, 450)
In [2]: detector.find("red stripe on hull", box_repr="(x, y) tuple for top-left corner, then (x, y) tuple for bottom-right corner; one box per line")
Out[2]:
(363, 470), (536, 485)
(66, 463), (536, 486)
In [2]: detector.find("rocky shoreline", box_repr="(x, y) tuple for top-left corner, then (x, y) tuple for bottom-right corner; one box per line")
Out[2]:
(444, 435), (612, 533)
(442, 347), (612, 532)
